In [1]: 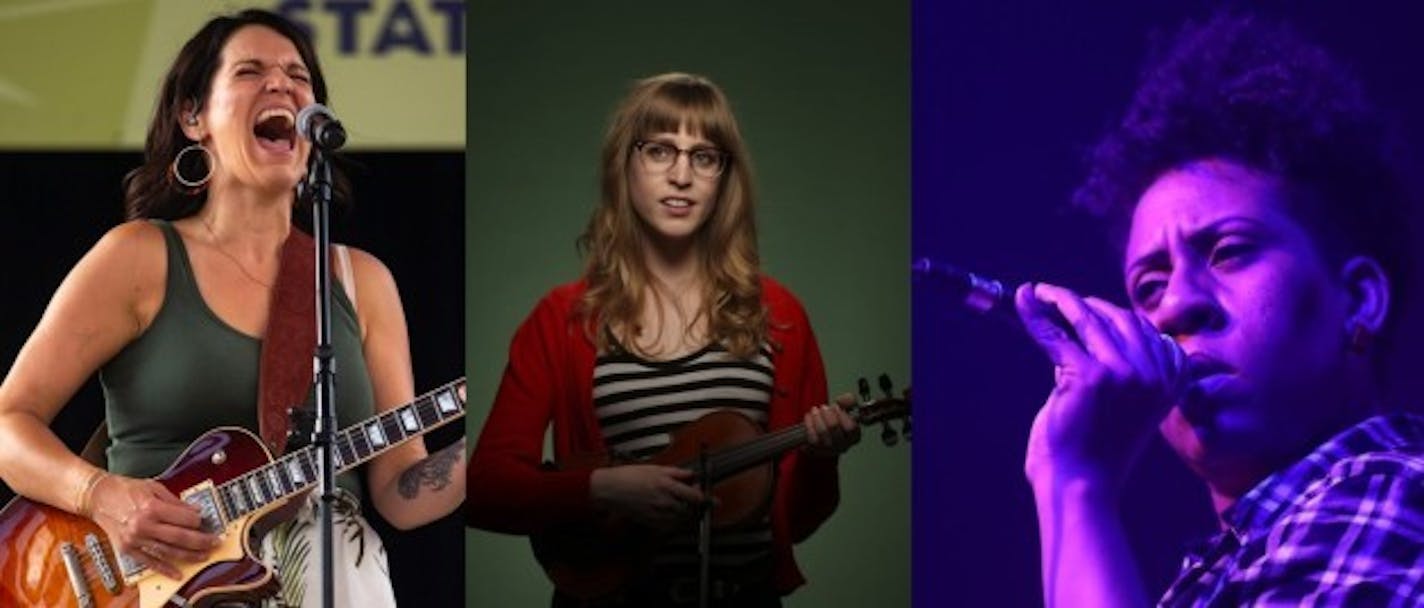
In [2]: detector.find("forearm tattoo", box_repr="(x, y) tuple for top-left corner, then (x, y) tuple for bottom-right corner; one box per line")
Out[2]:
(397, 440), (463, 500)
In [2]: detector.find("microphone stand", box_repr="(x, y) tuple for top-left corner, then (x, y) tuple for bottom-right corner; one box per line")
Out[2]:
(303, 146), (339, 608)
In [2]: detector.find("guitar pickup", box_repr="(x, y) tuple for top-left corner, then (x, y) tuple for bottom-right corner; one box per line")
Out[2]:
(182, 480), (228, 534)
(59, 541), (95, 608)
(84, 533), (121, 594)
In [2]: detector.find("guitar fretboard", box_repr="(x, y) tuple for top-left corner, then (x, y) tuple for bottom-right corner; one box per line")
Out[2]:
(214, 378), (466, 521)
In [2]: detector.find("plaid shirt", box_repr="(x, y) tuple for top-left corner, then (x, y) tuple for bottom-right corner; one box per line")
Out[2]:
(1160, 413), (1424, 607)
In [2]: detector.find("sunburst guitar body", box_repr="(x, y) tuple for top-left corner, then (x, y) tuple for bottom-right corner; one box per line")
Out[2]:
(0, 378), (466, 608)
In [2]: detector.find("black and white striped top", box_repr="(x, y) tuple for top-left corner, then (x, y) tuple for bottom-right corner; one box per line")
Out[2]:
(594, 342), (776, 582)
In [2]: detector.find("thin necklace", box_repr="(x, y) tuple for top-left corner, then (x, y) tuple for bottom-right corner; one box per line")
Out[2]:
(202, 218), (274, 290)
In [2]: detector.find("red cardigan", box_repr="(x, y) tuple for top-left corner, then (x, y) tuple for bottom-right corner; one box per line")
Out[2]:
(467, 277), (840, 594)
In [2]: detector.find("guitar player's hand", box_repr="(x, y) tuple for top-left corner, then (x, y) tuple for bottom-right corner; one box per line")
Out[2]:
(804, 393), (861, 458)
(590, 465), (706, 530)
(90, 474), (221, 579)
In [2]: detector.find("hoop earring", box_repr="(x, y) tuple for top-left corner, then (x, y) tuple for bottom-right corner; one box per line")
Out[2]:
(170, 143), (213, 193)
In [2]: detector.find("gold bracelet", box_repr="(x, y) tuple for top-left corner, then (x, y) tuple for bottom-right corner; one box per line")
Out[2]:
(74, 469), (108, 518)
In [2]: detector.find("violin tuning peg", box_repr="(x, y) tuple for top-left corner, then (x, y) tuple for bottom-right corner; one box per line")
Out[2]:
(880, 422), (899, 447)
(857, 377), (871, 402)
(901, 418), (912, 442)
(878, 373), (893, 397)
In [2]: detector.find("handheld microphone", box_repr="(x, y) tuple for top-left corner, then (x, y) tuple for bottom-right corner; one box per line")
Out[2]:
(911, 257), (1021, 323)
(913, 257), (1186, 374)
(296, 103), (346, 151)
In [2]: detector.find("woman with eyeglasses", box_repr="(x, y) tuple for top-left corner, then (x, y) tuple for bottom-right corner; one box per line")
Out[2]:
(467, 72), (860, 607)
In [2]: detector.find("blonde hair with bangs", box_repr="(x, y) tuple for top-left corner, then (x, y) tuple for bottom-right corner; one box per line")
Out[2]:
(577, 72), (767, 359)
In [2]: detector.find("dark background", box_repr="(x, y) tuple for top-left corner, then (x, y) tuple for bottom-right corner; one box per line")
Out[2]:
(0, 151), (463, 606)
(913, 2), (1424, 606)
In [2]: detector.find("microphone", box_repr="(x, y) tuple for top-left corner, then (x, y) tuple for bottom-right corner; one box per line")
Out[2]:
(296, 103), (347, 151)
(913, 257), (1186, 373)
(911, 257), (1019, 323)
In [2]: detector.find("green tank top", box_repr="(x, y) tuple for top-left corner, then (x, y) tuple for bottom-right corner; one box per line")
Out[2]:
(100, 220), (373, 498)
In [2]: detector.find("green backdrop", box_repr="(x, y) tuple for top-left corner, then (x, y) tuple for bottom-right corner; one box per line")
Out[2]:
(466, 2), (909, 605)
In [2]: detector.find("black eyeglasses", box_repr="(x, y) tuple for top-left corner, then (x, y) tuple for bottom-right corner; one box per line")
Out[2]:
(632, 140), (729, 179)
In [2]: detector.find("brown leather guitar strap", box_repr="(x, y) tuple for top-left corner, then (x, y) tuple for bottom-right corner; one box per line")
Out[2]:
(256, 227), (319, 456)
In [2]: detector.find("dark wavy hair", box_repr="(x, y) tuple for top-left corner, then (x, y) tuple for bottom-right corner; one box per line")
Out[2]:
(1075, 12), (1413, 356)
(122, 9), (343, 220)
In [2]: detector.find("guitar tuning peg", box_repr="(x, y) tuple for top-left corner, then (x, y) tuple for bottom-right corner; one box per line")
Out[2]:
(857, 377), (871, 402)
(880, 422), (899, 447)
(878, 373), (893, 398)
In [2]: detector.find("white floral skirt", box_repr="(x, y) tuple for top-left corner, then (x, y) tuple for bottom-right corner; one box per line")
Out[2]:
(257, 489), (397, 608)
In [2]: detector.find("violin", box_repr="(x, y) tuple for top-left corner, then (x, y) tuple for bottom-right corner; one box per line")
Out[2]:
(530, 376), (911, 600)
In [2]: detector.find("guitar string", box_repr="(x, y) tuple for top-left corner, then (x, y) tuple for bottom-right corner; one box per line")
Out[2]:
(113, 378), (469, 577)
(214, 378), (467, 513)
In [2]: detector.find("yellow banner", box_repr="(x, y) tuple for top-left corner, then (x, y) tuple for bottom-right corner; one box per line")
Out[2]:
(0, 0), (464, 149)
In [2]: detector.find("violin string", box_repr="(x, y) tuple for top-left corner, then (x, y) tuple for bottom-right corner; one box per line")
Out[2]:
(701, 425), (808, 479)
(693, 402), (888, 480)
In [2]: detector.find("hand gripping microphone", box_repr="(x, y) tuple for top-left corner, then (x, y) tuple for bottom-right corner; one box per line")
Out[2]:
(912, 257), (1186, 374)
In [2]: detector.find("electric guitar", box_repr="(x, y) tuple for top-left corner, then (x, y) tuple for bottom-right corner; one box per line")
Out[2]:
(531, 376), (910, 600)
(0, 378), (466, 608)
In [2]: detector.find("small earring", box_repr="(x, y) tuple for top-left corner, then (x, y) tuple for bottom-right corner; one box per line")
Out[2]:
(185, 114), (198, 126)
(1348, 323), (1372, 354)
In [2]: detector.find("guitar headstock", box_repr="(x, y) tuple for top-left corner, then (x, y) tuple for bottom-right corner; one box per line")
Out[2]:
(852, 374), (912, 446)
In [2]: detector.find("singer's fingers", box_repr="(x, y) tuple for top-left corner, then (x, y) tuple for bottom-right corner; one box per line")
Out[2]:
(1033, 284), (1131, 373)
(1140, 314), (1188, 396)
(1107, 308), (1185, 394)
(1083, 297), (1157, 378)
(1014, 283), (1089, 368)
(1126, 311), (1168, 377)
(1081, 296), (1137, 354)
(1084, 298), (1187, 412)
